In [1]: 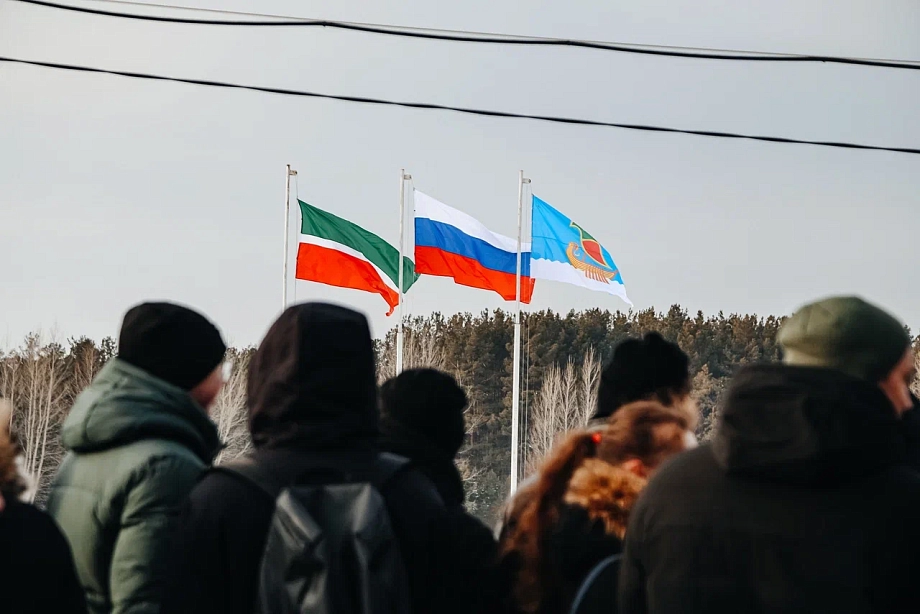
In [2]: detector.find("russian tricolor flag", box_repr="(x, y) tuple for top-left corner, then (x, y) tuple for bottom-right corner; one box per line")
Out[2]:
(413, 191), (535, 303)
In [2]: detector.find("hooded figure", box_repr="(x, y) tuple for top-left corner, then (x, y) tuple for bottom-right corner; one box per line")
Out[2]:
(380, 369), (504, 613)
(619, 296), (920, 614)
(163, 303), (459, 614)
(46, 302), (225, 614)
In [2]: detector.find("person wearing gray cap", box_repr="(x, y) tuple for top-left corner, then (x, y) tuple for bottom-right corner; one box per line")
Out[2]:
(618, 296), (920, 614)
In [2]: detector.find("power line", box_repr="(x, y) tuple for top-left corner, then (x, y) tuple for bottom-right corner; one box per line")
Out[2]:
(14, 0), (920, 71)
(2, 55), (918, 156)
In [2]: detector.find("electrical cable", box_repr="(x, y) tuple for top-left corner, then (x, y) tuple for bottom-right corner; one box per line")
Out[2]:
(13, 0), (920, 71)
(2, 55), (918, 155)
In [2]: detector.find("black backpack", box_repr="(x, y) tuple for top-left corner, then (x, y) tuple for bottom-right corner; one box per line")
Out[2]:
(217, 453), (414, 614)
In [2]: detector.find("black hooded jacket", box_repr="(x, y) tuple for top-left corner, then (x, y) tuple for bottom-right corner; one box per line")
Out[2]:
(381, 415), (505, 614)
(619, 365), (920, 614)
(162, 304), (457, 614)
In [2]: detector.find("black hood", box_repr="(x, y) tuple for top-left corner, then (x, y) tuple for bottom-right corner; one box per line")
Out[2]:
(247, 303), (378, 450)
(712, 364), (904, 486)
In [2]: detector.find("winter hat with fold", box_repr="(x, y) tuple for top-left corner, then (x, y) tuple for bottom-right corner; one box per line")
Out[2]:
(118, 302), (226, 391)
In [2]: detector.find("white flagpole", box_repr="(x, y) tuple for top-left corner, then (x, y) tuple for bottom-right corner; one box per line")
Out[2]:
(396, 169), (407, 374)
(282, 164), (297, 309)
(510, 170), (527, 493)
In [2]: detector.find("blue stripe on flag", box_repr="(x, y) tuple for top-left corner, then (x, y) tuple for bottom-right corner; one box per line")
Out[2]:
(415, 218), (530, 277)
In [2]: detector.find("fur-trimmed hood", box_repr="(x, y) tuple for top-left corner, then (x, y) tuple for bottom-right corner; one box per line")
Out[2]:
(563, 458), (647, 539)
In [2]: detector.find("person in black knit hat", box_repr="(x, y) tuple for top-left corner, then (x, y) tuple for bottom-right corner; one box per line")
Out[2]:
(118, 302), (227, 392)
(496, 332), (698, 610)
(380, 369), (468, 506)
(46, 301), (226, 614)
(593, 332), (694, 424)
(380, 368), (506, 614)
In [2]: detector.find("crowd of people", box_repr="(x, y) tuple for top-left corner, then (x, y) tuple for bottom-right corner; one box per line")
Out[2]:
(0, 295), (918, 613)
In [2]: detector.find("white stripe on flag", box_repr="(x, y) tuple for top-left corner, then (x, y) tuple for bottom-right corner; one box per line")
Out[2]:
(530, 258), (632, 305)
(413, 190), (530, 253)
(298, 234), (396, 291)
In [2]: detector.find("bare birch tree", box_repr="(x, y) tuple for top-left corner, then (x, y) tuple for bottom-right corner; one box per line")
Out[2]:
(525, 348), (600, 474)
(2, 333), (70, 502)
(212, 348), (253, 464)
(68, 338), (103, 397)
(526, 363), (563, 474)
(578, 347), (601, 426)
(377, 321), (448, 382)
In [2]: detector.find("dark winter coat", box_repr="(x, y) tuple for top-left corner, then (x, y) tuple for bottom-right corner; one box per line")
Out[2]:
(504, 459), (636, 614)
(381, 419), (505, 614)
(0, 499), (87, 614)
(1, 411), (86, 614)
(162, 303), (467, 614)
(549, 505), (623, 614)
(46, 359), (220, 614)
(619, 365), (920, 614)
(381, 419), (466, 507)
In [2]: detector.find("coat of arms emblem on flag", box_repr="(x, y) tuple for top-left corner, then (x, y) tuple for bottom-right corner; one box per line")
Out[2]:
(566, 222), (619, 283)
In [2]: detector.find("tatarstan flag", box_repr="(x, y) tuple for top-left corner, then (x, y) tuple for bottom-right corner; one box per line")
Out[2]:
(296, 200), (418, 315)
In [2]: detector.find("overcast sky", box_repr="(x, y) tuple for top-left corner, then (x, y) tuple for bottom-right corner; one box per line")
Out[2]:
(1, 0), (918, 347)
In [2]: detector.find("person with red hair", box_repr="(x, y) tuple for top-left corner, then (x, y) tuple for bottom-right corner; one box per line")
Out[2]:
(499, 402), (695, 614)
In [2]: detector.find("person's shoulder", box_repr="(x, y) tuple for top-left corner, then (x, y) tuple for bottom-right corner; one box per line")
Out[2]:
(379, 459), (449, 525)
(4, 498), (52, 524)
(646, 444), (718, 490)
(189, 463), (272, 508)
(385, 462), (443, 503)
(92, 438), (206, 484)
(628, 444), (718, 522)
(2, 499), (72, 551)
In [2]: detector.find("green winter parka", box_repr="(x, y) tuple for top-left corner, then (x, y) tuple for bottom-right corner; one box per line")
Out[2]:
(46, 358), (220, 614)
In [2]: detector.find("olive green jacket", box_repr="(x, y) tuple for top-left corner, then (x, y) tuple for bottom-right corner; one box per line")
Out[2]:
(46, 359), (220, 614)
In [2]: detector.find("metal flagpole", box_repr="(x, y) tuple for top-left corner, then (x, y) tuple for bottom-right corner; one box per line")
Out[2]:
(510, 169), (528, 493)
(396, 169), (408, 374)
(282, 164), (298, 309)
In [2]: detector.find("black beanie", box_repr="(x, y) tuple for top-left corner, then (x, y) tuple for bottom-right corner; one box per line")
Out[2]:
(595, 332), (691, 420)
(380, 369), (468, 459)
(118, 302), (226, 390)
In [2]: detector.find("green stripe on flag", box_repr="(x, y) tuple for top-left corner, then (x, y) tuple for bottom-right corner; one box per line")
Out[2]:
(299, 200), (419, 292)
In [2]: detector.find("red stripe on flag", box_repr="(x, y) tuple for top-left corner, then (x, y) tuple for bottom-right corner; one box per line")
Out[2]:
(296, 243), (399, 315)
(415, 246), (534, 303)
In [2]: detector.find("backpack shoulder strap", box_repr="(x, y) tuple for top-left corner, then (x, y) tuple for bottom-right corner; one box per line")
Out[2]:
(568, 554), (622, 614)
(211, 455), (286, 500)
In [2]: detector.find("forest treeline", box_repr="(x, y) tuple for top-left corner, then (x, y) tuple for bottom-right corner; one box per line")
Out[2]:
(3, 306), (918, 523)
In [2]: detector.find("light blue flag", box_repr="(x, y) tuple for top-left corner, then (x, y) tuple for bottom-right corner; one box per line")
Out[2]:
(530, 196), (631, 305)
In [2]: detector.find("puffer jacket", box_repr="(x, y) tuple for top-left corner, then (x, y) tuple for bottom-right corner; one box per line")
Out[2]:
(46, 359), (220, 614)
(619, 365), (920, 614)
